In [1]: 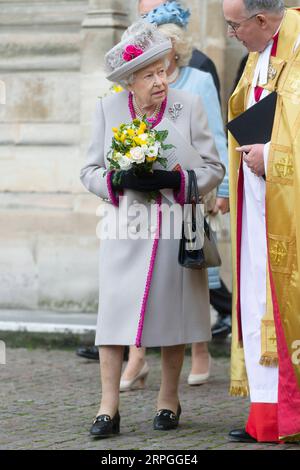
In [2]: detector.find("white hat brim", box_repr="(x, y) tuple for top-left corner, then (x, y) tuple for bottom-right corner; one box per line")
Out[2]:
(106, 40), (172, 82)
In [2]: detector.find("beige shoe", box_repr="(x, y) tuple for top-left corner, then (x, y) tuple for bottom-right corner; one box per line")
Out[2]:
(187, 355), (211, 386)
(119, 362), (150, 392)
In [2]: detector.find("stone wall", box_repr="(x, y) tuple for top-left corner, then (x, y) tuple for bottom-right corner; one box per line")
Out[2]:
(0, 0), (91, 311)
(0, 0), (298, 312)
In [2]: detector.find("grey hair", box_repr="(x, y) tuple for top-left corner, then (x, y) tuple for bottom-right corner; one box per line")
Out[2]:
(121, 73), (136, 88)
(243, 0), (285, 14)
(119, 56), (171, 88)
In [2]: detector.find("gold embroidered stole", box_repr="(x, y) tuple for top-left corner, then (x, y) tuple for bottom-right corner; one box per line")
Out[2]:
(228, 8), (300, 395)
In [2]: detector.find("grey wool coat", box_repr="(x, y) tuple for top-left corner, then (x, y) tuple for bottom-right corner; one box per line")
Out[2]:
(80, 88), (225, 347)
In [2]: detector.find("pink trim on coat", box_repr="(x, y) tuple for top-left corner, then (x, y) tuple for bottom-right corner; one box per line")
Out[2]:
(106, 171), (120, 207)
(135, 194), (162, 348)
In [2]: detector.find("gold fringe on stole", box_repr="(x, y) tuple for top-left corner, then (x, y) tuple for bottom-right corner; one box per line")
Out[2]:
(260, 262), (278, 367)
(229, 381), (249, 397)
(259, 355), (278, 367)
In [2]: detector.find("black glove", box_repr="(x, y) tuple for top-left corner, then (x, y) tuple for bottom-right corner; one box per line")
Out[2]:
(113, 169), (181, 192)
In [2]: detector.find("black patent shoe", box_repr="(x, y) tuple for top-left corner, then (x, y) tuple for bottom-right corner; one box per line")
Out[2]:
(212, 315), (232, 339)
(229, 428), (257, 443)
(77, 345), (129, 362)
(153, 404), (181, 431)
(90, 411), (120, 438)
(76, 345), (99, 360)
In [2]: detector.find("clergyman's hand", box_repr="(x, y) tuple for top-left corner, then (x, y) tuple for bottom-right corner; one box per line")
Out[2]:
(216, 197), (230, 214)
(236, 144), (265, 177)
(210, 197), (230, 216)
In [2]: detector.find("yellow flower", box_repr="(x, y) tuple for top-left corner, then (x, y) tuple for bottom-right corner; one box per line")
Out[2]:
(112, 127), (119, 133)
(133, 136), (147, 146)
(137, 122), (147, 135)
(146, 156), (157, 162)
(111, 85), (123, 93)
(127, 129), (135, 136)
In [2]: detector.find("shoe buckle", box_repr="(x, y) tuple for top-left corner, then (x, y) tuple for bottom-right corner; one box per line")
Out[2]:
(93, 415), (110, 424)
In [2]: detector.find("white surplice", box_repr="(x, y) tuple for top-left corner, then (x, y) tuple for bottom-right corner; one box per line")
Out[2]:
(240, 40), (279, 404)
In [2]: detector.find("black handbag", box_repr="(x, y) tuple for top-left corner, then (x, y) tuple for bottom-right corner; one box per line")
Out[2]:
(178, 170), (222, 270)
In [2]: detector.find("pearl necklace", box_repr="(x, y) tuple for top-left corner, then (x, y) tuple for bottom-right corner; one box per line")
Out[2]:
(167, 67), (180, 84)
(132, 95), (160, 121)
(128, 93), (167, 129)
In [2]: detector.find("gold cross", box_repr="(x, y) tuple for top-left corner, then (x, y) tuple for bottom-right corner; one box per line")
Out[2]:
(268, 64), (277, 81)
(270, 241), (287, 265)
(289, 78), (300, 92)
(269, 334), (277, 344)
(275, 155), (294, 178)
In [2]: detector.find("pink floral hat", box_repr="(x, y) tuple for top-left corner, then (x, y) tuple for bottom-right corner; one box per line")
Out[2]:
(105, 21), (172, 83)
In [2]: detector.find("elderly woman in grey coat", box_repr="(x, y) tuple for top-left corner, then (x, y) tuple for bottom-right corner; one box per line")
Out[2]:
(80, 20), (225, 438)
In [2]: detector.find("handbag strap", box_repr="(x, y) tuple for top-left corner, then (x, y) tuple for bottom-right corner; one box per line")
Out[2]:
(187, 170), (211, 239)
(187, 170), (200, 204)
(187, 170), (193, 204)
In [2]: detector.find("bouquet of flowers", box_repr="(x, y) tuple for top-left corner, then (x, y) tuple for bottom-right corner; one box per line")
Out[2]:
(106, 118), (174, 186)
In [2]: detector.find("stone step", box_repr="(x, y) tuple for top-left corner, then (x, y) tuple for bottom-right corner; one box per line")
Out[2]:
(0, 309), (97, 334)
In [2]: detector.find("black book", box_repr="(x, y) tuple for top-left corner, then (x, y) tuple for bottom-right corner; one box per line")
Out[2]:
(226, 91), (277, 146)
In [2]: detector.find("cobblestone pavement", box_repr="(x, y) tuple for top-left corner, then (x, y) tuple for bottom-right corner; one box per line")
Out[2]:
(1, 348), (299, 450)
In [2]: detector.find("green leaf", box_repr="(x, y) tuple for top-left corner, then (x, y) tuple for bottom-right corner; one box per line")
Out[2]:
(156, 157), (168, 168)
(107, 158), (120, 170)
(156, 130), (168, 142)
(112, 171), (122, 187)
(161, 144), (175, 150)
(147, 191), (159, 203)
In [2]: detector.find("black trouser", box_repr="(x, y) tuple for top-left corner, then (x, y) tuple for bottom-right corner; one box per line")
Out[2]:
(209, 279), (232, 318)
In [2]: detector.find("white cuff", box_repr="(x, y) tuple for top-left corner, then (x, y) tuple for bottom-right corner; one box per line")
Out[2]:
(263, 141), (271, 176)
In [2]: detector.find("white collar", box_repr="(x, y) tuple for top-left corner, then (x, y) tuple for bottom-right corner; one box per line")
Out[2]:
(294, 34), (300, 52)
(252, 17), (284, 88)
(252, 42), (272, 87)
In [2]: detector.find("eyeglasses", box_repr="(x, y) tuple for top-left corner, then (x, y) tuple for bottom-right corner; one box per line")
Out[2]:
(226, 12), (261, 34)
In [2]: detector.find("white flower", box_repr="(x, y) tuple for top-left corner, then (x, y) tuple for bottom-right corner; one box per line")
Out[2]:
(146, 142), (160, 157)
(139, 133), (148, 142)
(130, 146), (145, 164)
(119, 155), (132, 170)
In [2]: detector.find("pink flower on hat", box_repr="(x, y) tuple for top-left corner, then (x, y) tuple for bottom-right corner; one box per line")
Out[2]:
(122, 44), (144, 62)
